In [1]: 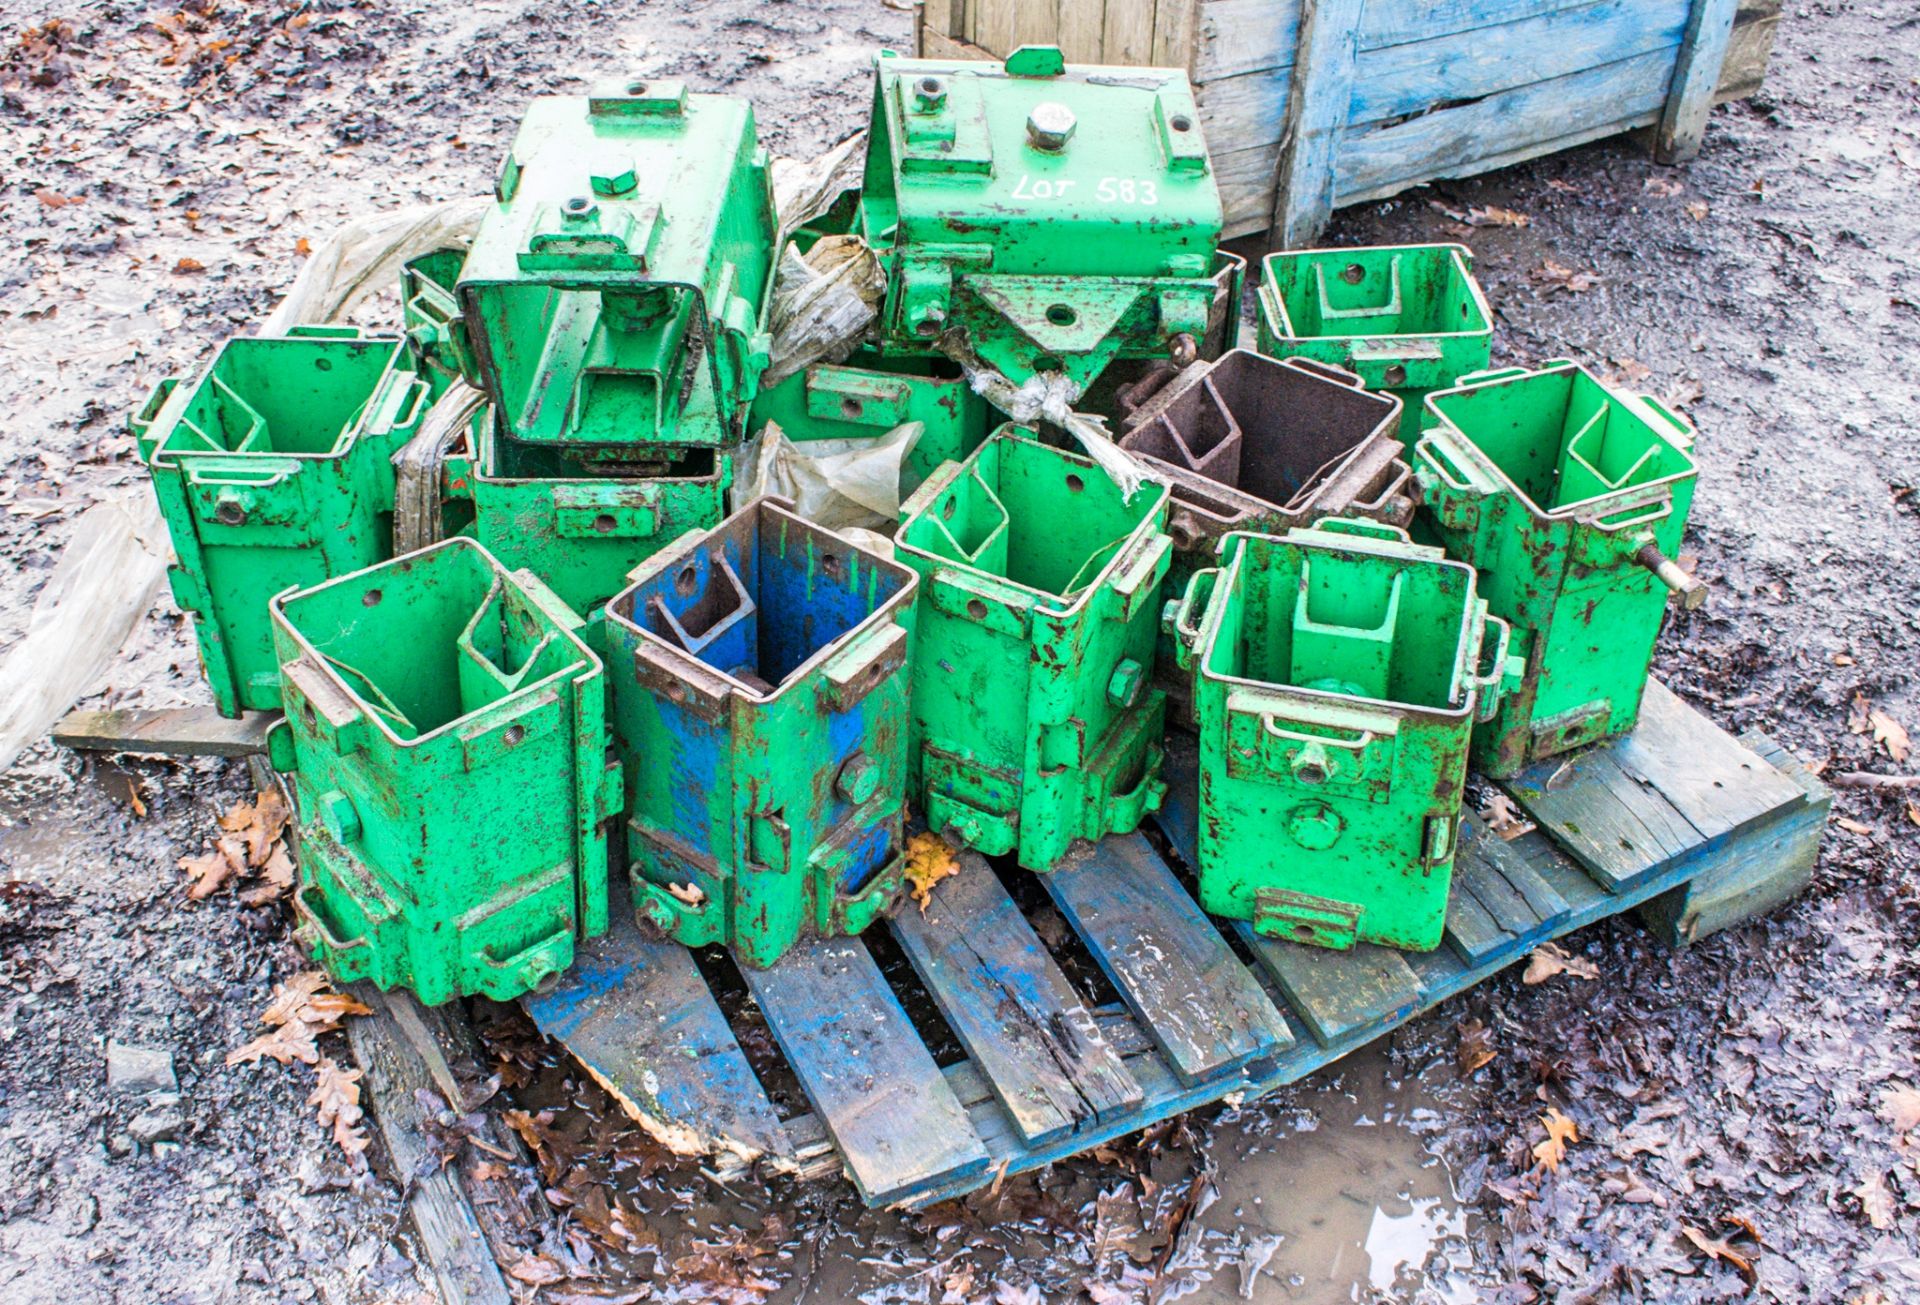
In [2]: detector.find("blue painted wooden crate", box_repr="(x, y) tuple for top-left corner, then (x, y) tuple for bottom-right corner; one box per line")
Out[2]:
(916, 0), (1780, 243)
(524, 683), (1827, 1208)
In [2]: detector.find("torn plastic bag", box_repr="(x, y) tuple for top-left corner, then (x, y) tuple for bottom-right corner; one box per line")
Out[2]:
(393, 379), (489, 555)
(262, 196), (492, 334)
(761, 235), (886, 388)
(737, 420), (924, 533)
(771, 131), (865, 241)
(2, 496), (169, 773)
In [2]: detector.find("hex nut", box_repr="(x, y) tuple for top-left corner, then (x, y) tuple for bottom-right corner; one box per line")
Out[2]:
(835, 752), (881, 805)
(1106, 658), (1145, 708)
(1026, 102), (1077, 151)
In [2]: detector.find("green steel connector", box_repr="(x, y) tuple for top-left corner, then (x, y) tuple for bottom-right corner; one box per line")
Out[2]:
(897, 429), (1172, 872)
(1256, 244), (1493, 438)
(746, 351), (994, 498)
(270, 538), (619, 1006)
(605, 498), (919, 968)
(139, 327), (431, 715)
(858, 46), (1224, 391)
(400, 249), (477, 396)
(458, 78), (776, 455)
(1174, 519), (1514, 952)
(1413, 362), (1702, 777)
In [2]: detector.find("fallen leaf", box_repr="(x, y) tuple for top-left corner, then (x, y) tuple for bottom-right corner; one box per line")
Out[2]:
(1685, 200), (1710, 221)
(1532, 1107), (1579, 1173)
(1906, 798), (1920, 828)
(666, 880), (705, 906)
(174, 257), (206, 274)
(1608, 357), (1654, 384)
(179, 837), (245, 900)
(1457, 1019), (1496, 1073)
(471, 1160), (508, 1183)
(905, 831), (960, 912)
(1849, 691), (1873, 735)
(1881, 1084), (1920, 1138)
(227, 971), (369, 1066)
(1868, 710), (1910, 763)
(1534, 258), (1602, 294)
(295, 236), (312, 256)
(1643, 176), (1684, 197)
(1466, 205), (1529, 227)
(1681, 1224), (1757, 1285)
(1524, 942), (1599, 984)
(1854, 1170), (1896, 1230)
(220, 789), (291, 867)
(1481, 791), (1536, 841)
(506, 1253), (566, 1286)
(1836, 816), (1876, 836)
(1834, 652), (1856, 666)
(309, 1057), (370, 1162)
(35, 187), (80, 208)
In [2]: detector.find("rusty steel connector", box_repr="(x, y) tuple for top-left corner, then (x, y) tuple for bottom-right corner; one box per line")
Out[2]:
(1635, 542), (1708, 611)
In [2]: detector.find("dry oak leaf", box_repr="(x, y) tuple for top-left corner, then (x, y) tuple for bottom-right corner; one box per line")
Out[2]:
(220, 788), (291, 867)
(1881, 1084), (1920, 1139)
(1855, 1170), (1897, 1230)
(1481, 791), (1536, 841)
(666, 880), (706, 907)
(309, 1057), (370, 1162)
(179, 837), (246, 900)
(1836, 816), (1876, 837)
(1532, 1107), (1579, 1173)
(1868, 709), (1910, 764)
(1681, 1223), (1758, 1285)
(1524, 941), (1599, 985)
(226, 970), (370, 1066)
(174, 257), (206, 274)
(905, 830), (960, 913)
(1534, 258), (1602, 293)
(505, 1253), (567, 1286)
(1457, 1018), (1496, 1073)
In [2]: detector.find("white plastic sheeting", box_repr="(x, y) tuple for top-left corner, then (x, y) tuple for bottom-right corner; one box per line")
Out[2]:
(261, 196), (492, 334)
(738, 420), (925, 533)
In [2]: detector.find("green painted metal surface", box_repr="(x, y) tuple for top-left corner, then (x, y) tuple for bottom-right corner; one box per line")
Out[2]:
(446, 384), (733, 622)
(1413, 362), (1701, 777)
(400, 248), (477, 396)
(857, 46), (1223, 391)
(605, 498), (918, 967)
(1174, 519), (1514, 952)
(270, 538), (618, 1005)
(458, 78), (776, 455)
(746, 352), (994, 496)
(139, 327), (430, 716)
(896, 429), (1172, 872)
(1255, 243), (1493, 438)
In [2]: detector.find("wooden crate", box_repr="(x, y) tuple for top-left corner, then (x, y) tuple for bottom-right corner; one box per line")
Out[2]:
(916, 0), (1781, 244)
(526, 682), (1827, 1208)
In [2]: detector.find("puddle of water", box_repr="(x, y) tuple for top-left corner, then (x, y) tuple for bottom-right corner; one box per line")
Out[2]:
(1191, 1038), (1483, 1303)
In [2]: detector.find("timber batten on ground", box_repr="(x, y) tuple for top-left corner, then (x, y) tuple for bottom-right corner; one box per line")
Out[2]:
(514, 681), (1823, 1208)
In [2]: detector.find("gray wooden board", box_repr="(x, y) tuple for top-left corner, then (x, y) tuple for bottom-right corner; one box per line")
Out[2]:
(523, 916), (791, 1166)
(53, 706), (278, 757)
(1237, 926), (1424, 1046)
(348, 989), (512, 1305)
(887, 855), (1142, 1145)
(1506, 682), (1806, 891)
(741, 935), (991, 1205)
(1044, 833), (1295, 1086)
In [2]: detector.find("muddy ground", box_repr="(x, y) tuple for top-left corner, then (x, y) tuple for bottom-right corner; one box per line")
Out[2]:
(1, 1), (1916, 1302)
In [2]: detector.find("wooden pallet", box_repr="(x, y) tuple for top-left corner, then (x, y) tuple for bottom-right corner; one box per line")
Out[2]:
(524, 682), (1826, 1208)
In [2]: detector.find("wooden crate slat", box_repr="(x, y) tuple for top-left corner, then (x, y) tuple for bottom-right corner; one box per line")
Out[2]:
(887, 855), (1144, 1145)
(742, 935), (992, 1205)
(53, 705), (279, 757)
(1615, 682), (1808, 841)
(1349, 0), (1692, 127)
(522, 918), (792, 1165)
(1044, 833), (1295, 1086)
(1237, 927), (1425, 1046)
(1656, 0), (1741, 162)
(1468, 816), (1574, 923)
(1152, 0), (1201, 67)
(1193, 0), (1303, 81)
(1443, 880), (1513, 966)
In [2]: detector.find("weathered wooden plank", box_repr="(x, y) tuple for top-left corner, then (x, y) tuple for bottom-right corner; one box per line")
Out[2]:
(919, 24), (995, 61)
(1655, 0), (1740, 162)
(1238, 928), (1424, 1046)
(1104, 0), (1157, 64)
(1057, 0), (1109, 62)
(1640, 730), (1828, 944)
(1507, 745), (1699, 890)
(1350, 0), (1691, 126)
(742, 935), (991, 1204)
(1469, 816), (1573, 924)
(1045, 832), (1294, 1085)
(1459, 853), (1540, 936)
(888, 855), (1142, 1145)
(1268, 0), (1364, 247)
(1719, 5), (1779, 98)
(1193, 0), (1303, 81)
(1615, 682), (1806, 844)
(522, 918), (791, 1166)
(1153, 0), (1200, 67)
(348, 989), (513, 1305)
(53, 705), (278, 757)
(1443, 880), (1512, 966)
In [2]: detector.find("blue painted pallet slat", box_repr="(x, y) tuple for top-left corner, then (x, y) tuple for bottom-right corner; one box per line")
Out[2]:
(548, 683), (1823, 1211)
(887, 852), (1143, 1145)
(1044, 833), (1296, 1086)
(521, 916), (792, 1165)
(741, 935), (991, 1206)
(1657, 0), (1742, 162)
